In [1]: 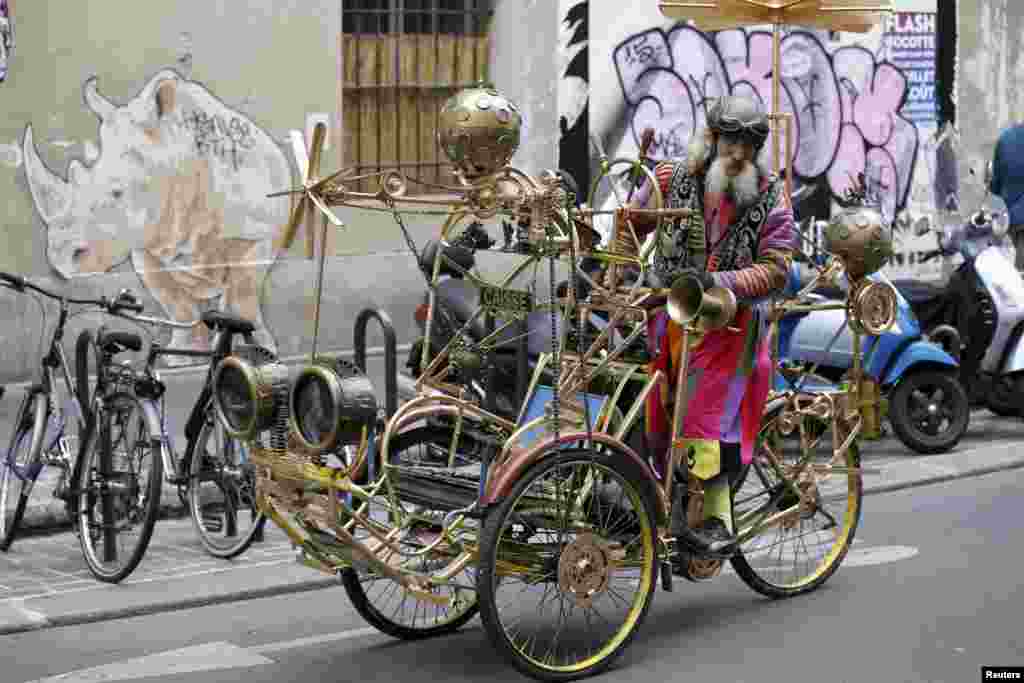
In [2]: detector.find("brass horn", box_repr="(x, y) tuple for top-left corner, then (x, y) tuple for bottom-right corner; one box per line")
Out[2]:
(666, 273), (738, 330)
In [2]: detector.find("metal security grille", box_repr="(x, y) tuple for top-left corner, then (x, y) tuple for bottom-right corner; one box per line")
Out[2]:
(342, 0), (493, 194)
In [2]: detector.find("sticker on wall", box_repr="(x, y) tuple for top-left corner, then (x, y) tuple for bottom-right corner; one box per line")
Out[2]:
(0, 0), (14, 83)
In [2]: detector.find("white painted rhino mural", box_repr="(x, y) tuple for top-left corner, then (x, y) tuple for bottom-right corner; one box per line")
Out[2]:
(22, 69), (291, 363)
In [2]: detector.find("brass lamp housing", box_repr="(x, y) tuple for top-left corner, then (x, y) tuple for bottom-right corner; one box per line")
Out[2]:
(437, 86), (523, 179)
(211, 346), (289, 441)
(288, 357), (378, 454)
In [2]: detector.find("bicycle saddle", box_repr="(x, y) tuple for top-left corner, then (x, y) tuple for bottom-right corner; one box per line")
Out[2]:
(97, 330), (143, 354)
(201, 311), (255, 335)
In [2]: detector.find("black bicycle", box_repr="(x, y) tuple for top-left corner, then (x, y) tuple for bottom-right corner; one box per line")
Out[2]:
(74, 307), (269, 573)
(0, 272), (144, 557)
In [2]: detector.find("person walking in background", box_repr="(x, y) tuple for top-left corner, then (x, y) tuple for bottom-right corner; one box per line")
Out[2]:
(989, 122), (1024, 270)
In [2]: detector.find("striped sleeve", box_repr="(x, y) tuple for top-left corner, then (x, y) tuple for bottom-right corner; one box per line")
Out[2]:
(624, 161), (678, 240)
(708, 186), (798, 301)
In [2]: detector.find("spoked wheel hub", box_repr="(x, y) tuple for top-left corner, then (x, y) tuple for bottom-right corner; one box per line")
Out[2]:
(557, 533), (619, 608)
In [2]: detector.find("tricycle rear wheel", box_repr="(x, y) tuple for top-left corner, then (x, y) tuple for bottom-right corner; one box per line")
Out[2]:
(477, 447), (659, 682)
(340, 426), (480, 640)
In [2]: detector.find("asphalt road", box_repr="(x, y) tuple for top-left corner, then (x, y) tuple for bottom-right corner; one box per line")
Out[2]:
(5, 467), (1022, 683)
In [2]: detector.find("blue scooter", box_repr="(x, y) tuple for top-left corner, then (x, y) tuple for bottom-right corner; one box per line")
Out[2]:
(775, 258), (970, 454)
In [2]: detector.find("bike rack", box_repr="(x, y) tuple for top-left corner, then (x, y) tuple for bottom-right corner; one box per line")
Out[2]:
(354, 307), (398, 418)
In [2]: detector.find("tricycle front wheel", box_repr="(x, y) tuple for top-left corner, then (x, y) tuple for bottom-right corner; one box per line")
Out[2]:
(477, 448), (659, 682)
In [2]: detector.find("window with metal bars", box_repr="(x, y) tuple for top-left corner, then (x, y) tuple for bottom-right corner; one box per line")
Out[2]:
(343, 0), (491, 35)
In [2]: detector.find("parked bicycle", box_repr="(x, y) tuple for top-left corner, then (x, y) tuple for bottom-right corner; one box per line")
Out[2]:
(74, 307), (269, 581)
(0, 272), (144, 558)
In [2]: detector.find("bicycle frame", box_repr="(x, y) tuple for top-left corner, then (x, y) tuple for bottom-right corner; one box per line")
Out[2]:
(130, 324), (250, 486)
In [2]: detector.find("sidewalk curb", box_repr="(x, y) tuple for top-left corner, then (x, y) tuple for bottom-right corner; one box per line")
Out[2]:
(3, 443), (1023, 638)
(861, 455), (1024, 497)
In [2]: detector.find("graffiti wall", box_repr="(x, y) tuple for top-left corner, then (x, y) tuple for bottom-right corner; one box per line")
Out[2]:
(557, 0), (590, 196)
(588, 0), (949, 280)
(0, 0), (13, 83)
(21, 70), (291, 362)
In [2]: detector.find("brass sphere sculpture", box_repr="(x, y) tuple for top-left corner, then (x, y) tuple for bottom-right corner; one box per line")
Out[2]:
(438, 85), (523, 179)
(823, 205), (894, 281)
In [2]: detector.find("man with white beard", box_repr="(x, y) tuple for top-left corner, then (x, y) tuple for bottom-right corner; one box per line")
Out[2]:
(618, 95), (797, 564)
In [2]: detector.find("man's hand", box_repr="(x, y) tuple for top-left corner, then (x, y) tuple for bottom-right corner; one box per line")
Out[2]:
(677, 267), (715, 293)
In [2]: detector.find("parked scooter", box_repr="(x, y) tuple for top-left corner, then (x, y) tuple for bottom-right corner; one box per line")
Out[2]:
(891, 163), (1024, 417)
(405, 170), (607, 419)
(777, 249), (970, 454)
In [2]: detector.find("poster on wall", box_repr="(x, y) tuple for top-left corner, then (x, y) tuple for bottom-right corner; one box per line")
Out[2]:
(883, 8), (938, 128)
(587, 0), (948, 280)
(0, 0), (13, 83)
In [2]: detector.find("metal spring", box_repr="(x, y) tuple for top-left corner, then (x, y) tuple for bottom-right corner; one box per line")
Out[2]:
(268, 381), (291, 455)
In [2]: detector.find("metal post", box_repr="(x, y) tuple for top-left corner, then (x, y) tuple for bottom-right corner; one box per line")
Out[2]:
(311, 214), (329, 362)
(354, 308), (398, 418)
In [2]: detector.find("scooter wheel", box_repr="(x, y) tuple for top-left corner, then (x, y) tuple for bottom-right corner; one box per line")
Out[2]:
(986, 373), (1024, 418)
(889, 369), (970, 454)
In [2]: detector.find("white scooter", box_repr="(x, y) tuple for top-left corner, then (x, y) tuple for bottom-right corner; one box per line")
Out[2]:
(891, 162), (1024, 417)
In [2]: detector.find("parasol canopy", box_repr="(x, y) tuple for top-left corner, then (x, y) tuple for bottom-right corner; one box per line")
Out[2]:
(658, 0), (892, 33)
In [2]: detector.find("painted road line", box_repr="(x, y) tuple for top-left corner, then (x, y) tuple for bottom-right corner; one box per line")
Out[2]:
(26, 624), (468, 682)
(1, 557), (300, 604)
(248, 626), (386, 654)
(25, 642), (275, 683)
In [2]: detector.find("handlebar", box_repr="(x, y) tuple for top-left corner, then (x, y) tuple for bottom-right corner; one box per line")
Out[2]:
(0, 271), (196, 327)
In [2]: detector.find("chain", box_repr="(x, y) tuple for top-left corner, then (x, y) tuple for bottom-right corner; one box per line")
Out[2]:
(548, 224), (561, 445)
(386, 198), (423, 264)
(566, 191), (593, 445)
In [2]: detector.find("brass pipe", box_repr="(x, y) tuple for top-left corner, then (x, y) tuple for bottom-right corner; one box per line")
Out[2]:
(664, 325), (693, 502)
(310, 213), (330, 362)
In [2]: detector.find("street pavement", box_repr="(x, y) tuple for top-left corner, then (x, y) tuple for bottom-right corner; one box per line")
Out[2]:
(0, 362), (1023, 652)
(4, 466), (1023, 683)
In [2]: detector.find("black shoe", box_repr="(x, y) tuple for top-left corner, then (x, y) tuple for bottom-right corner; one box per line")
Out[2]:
(675, 517), (737, 556)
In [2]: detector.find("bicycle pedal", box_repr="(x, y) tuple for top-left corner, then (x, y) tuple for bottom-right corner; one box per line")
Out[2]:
(202, 515), (224, 533)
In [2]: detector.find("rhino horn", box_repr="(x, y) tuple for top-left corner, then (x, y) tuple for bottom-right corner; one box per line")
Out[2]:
(22, 125), (71, 224)
(83, 76), (116, 121)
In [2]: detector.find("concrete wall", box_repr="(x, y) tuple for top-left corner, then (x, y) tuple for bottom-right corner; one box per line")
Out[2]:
(0, 0), (432, 383)
(490, 0), (561, 178)
(957, 0), (1024, 173)
(0, 0), (1016, 384)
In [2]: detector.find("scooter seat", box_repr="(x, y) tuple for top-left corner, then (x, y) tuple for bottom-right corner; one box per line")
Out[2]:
(419, 240), (475, 278)
(891, 279), (945, 305)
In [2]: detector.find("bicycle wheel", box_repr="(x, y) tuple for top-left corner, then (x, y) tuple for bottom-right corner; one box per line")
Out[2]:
(76, 391), (163, 583)
(729, 409), (863, 598)
(477, 448), (659, 682)
(186, 399), (265, 559)
(0, 391), (48, 551)
(339, 426), (480, 640)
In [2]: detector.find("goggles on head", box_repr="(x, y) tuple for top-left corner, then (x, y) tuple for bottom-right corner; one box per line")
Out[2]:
(707, 96), (770, 150)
